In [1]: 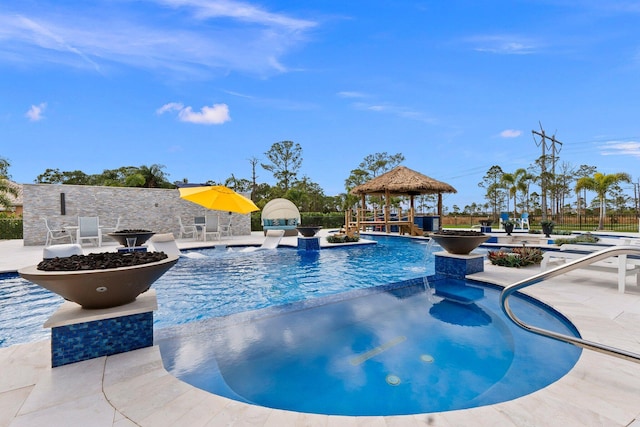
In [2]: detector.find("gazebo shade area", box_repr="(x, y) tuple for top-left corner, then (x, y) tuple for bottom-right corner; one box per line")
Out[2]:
(348, 166), (457, 235)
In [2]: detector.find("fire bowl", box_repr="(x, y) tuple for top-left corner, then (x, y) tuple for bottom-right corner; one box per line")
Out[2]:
(107, 231), (155, 247)
(296, 226), (322, 237)
(430, 233), (490, 255)
(18, 255), (178, 309)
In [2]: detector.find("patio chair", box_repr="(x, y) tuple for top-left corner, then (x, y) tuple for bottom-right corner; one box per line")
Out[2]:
(177, 216), (199, 240)
(101, 217), (121, 240)
(44, 218), (73, 246)
(77, 216), (102, 247)
(499, 212), (510, 229)
(516, 213), (530, 229)
(218, 213), (232, 239)
(203, 214), (221, 241)
(194, 216), (205, 237)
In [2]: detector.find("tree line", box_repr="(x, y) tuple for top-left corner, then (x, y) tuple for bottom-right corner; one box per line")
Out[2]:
(0, 143), (407, 214)
(1, 140), (637, 231)
(471, 159), (634, 230)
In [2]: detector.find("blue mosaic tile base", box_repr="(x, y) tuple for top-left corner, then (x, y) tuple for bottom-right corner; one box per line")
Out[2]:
(297, 237), (320, 251)
(51, 312), (153, 367)
(434, 254), (484, 279)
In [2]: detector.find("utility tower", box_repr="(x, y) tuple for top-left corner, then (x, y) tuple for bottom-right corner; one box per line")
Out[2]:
(532, 122), (562, 220)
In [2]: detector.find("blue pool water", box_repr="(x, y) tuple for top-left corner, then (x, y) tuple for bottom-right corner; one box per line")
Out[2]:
(152, 235), (436, 328)
(157, 278), (581, 416)
(0, 236), (434, 347)
(0, 235), (581, 414)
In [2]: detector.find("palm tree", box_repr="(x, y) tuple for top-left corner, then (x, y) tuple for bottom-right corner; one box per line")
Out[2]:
(501, 168), (528, 218)
(575, 172), (632, 230)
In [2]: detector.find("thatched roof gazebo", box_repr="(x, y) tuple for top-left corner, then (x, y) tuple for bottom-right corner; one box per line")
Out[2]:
(349, 166), (457, 234)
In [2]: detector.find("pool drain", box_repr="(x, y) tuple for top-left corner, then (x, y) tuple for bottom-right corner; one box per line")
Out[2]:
(420, 354), (434, 363)
(386, 374), (401, 386)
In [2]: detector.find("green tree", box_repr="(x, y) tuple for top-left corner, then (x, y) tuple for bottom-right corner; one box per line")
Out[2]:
(344, 152), (405, 209)
(478, 165), (505, 219)
(502, 168), (532, 218)
(224, 174), (252, 193)
(35, 168), (93, 185)
(261, 141), (302, 191)
(574, 164), (597, 221)
(286, 176), (326, 212)
(0, 157), (18, 212)
(137, 164), (173, 188)
(359, 152), (404, 177)
(575, 172), (632, 230)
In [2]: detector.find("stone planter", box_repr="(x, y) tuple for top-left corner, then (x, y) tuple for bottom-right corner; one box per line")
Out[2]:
(296, 226), (322, 237)
(430, 232), (490, 255)
(18, 255), (178, 309)
(504, 223), (514, 236)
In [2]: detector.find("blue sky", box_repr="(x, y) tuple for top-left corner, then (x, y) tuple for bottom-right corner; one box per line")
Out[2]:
(2, 0), (639, 209)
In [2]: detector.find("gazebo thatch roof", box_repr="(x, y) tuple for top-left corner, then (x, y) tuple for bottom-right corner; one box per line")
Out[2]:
(351, 166), (457, 196)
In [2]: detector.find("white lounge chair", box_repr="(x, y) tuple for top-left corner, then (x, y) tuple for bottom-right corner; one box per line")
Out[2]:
(149, 233), (208, 258)
(43, 244), (83, 259)
(77, 216), (102, 247)
(44, 218), (73, 246)
(241, 229), (285, 252)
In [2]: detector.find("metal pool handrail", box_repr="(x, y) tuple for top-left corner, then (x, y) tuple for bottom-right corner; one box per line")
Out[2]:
(500, 245), (640, 364)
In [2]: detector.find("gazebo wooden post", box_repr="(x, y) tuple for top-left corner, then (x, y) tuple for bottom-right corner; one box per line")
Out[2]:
(410, 194), (415, 235)
(360, 194), (366, 231)
(384, 190), (390, 233)
(438, 193), (443, 230)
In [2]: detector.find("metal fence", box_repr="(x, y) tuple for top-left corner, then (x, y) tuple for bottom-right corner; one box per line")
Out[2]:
(443, 213), (640, 232)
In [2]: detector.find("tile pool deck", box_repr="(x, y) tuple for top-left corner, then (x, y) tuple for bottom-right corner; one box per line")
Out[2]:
(1, 232), (640, 426)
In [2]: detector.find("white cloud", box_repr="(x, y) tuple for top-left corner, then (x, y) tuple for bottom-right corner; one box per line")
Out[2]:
(25, 102), (46, 121)
(156, 102), (184, 114)
(600, 140), (640, 157)
(156, 0), (316, 31)
(337, 91), (367, 98)
(350, 101), (437, 124)
(466, 35), (539, 55)
(0, 1), (317, 77)
(157, 102), (231, 125)
(500, 129), (522, 138)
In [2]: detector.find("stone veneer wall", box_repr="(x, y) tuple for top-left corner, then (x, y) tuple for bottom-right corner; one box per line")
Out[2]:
(23, 184), (252, 246)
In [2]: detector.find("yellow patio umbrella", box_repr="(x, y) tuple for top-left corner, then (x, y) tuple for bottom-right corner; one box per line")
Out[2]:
(178, 186), (259, 214)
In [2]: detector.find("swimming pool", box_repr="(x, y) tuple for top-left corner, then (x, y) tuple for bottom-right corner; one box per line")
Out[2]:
(0, 236), (434, 347)
(157, 278), (581, 415)
(1, 235), (581, 414)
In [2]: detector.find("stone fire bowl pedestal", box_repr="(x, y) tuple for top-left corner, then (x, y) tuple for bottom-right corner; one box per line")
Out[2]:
(18, 256), (179, 309)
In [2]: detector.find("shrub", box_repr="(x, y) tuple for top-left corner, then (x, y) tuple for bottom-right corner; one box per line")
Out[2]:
(553, 233), (600, 246)
(326, 234), (360, 243)
(488, 246), (544, 268)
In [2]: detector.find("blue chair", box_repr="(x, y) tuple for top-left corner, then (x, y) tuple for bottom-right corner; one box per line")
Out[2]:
(518, 213), (530, 229)
(499, 212), (510, 229)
